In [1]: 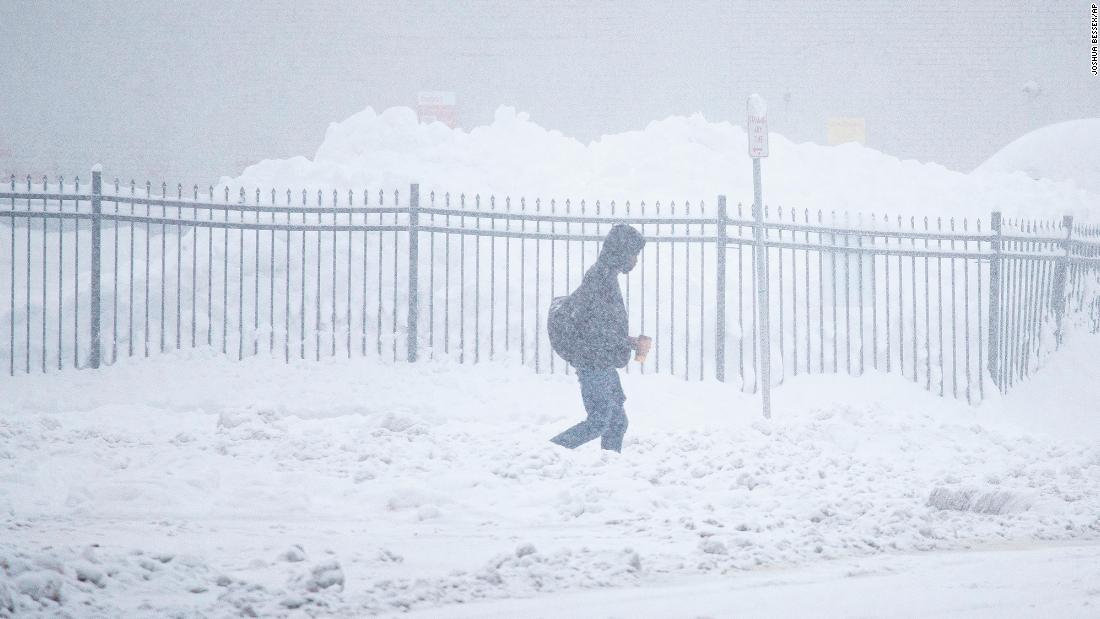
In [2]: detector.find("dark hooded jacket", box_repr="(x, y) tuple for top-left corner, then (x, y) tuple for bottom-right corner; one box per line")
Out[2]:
(569, 225), (646, 369)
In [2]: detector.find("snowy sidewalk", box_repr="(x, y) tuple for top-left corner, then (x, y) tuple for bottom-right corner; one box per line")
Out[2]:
(2, 352), (1099, 615)
(409, 542), (1100, 619)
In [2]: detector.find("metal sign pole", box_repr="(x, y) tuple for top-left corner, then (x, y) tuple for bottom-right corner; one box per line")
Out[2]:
(752, 159), (770, 419)
(747, 95), (771, 419)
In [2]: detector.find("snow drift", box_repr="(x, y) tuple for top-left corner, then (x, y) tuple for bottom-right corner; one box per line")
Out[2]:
(974, 118), (1100, 195)
(225, 106), (1099, 220)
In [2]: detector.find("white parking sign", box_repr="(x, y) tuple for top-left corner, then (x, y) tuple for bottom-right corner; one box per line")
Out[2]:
(747, 94), (769, 158)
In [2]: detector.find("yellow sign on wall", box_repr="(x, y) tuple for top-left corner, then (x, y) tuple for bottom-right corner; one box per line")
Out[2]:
(826, 118), (866, 145)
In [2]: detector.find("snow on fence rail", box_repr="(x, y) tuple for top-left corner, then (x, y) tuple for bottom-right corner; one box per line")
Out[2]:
(2, 170), (1099, 405)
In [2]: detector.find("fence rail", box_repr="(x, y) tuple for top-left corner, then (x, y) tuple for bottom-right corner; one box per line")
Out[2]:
(3, 170), (1099, 408)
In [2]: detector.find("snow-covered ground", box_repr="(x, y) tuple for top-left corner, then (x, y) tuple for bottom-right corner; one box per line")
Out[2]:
(3, 108), (1100, 617)
(2, 346), (1098, 616)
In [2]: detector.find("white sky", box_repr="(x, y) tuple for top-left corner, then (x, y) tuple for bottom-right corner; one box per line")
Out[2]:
(2, 0), (1097, 186)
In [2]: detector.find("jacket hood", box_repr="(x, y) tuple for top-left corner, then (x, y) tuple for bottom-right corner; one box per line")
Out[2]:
(598, 224), (646, 271)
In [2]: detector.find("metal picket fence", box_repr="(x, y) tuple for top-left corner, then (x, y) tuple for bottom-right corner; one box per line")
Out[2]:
(2, 169), (1099, 406)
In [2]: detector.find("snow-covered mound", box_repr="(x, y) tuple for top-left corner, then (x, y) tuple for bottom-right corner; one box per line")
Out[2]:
(974, 118), (1100, 195)
(2, 353), (1098, 615)
(225, 106), (1098, 221)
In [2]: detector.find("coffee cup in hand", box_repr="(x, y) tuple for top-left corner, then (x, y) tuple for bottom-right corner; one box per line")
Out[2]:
(634, 335), (652, 363)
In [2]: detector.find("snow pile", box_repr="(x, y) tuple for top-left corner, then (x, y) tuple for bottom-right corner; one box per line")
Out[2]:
(2, 353), (1098, 615)
(974, 118), (1100, 195)
(986, 334), (1100, 439)
(225, 105), (1099, 220)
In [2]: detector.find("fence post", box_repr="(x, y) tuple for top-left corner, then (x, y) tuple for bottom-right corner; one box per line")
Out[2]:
(987, 211), (1002, 389)
(407, 183), (420, 362)
(752, 159), (771, 418)
(89, 165), (103, 369)
(716, 196), (727, 382)
(1053, 214), (1073, 347)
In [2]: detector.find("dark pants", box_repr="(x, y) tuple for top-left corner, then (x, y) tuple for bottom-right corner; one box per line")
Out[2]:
(550, 368), (628, 452)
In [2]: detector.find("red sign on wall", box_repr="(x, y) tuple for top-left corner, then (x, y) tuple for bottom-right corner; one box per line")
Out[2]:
(417, 92), (457, 128)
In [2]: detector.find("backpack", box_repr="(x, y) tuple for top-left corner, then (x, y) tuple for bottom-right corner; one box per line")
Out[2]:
(547, 294), (582, 365)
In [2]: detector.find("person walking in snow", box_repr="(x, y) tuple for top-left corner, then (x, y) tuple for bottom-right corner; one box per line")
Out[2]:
(549, 224), (650, 453)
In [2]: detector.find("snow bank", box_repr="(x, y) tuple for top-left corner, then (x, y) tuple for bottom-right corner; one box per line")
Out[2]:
(225, 106), (1099, 220)
(974, 118), (1100, 195)
(2, 354), (1098, 615)
(986, 334), (1100, 439)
